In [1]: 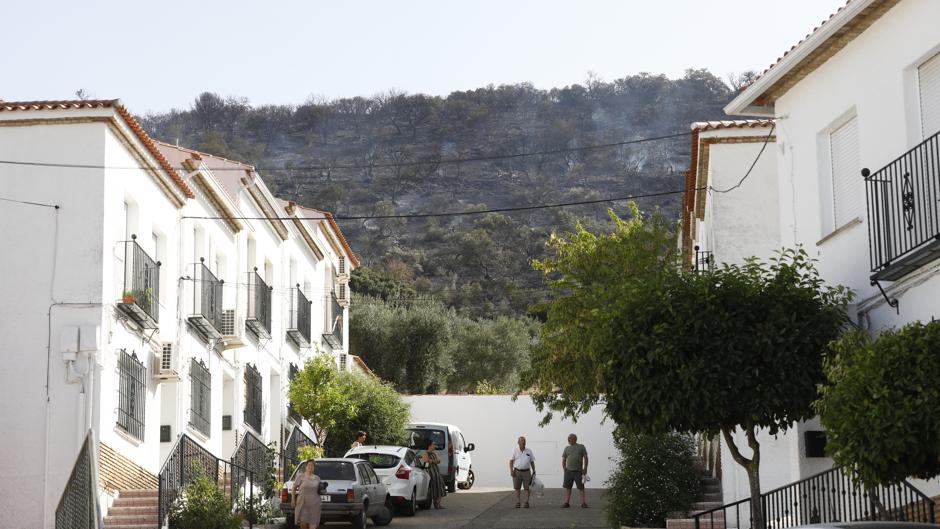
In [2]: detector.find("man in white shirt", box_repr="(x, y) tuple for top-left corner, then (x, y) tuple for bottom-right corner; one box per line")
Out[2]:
(509, 436), (536, 508)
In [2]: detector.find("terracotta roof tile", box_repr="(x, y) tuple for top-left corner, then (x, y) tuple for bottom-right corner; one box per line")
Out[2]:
(691, 120), (775, 132)
(0, 99), (195, 200)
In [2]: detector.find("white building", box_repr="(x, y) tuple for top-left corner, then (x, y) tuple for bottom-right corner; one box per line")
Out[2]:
(0, 99), (359, 528)
(687, 0), (940, 512)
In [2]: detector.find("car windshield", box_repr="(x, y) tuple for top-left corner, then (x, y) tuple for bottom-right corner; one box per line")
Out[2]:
(406, 428), (446, 450)
(294, 461), (356, 481)
(347, 452), (401, 469)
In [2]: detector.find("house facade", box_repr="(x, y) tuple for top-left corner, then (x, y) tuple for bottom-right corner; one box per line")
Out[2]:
(0, 100), (359, 528)
(688, 0), (940, 508)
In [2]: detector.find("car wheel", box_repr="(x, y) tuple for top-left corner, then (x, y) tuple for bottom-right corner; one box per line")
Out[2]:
(419, 483), (433, 510)
(459, 468), (475, 490)
(351, 504), (367, 529)
(285, 512), (296, 529)
(402, 488), (417, 516)
(372, 496), (395, 526)
(447, 479), (457, 493)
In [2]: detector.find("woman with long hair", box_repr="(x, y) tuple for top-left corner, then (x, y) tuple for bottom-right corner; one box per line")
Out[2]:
(421, 439), (446, 509)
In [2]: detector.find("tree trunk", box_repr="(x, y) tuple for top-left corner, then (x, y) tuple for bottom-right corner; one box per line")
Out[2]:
(722, 427), (765, 529)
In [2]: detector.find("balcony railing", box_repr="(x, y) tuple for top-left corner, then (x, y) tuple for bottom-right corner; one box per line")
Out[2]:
(693, 245), (714, 273)
(246, 268), (272, 339)
(118, 235), (160, 328)
(286, 285), (312, 348)
(188, 259), (224, 340)
(865, 129), (940, 281)
(322, 292), (344, 348)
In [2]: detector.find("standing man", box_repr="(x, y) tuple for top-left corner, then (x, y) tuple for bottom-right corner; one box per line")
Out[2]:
(510, 436), (536, 508)
(561, 433), (589, 508)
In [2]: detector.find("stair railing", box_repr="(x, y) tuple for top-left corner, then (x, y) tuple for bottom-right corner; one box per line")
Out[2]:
(55, 429), (102, 529)
(694, 465), (935, 529)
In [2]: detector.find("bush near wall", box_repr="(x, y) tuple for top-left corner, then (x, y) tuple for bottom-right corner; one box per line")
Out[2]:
(607, 429), (700, 528)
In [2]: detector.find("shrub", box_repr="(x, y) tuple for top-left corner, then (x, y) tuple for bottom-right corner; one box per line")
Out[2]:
(297, 445), (324, 461)
(168, 476), (241, 529)
(606, 429), (700, 528)
(322, 372), (410, 456)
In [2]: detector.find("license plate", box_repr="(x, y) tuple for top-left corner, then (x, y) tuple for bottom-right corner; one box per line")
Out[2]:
(321, 495), (331, 502)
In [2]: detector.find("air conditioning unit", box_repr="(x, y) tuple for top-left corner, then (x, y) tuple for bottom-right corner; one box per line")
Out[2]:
(219, 309), (245, 349)
(338, 353), (348, 372)
(337, 256), (348, 279)
(154, 343), (180, 381)
(337, 283), (350, 307)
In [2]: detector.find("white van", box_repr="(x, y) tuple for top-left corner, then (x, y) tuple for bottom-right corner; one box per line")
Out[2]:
(406, 422), (475, 492)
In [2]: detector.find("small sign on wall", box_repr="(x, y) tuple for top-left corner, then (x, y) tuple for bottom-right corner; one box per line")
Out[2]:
(804, 431), (827, 458)
(160, 425), (171, 443)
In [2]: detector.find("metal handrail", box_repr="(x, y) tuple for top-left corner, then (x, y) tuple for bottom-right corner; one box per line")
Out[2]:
(247, 268), (272, 335)
(55, 429), (102, 529)
(693, 465), (935, 529)
(231, 429), (273, 489)
(288, 285), (312, 345)
(121, 235), (160, 324)
(280, 426), (317, 480)
(193, 259), (223, 333)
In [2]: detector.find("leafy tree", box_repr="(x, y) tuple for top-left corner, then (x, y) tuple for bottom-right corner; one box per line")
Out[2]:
(448, 316), (535, 393)
(323, 371), (411, 456)
(817, 321), (940, 485)
(287, 355), (355, 444)
(525, 206), (850, 529)
(349, 266), (417, 301)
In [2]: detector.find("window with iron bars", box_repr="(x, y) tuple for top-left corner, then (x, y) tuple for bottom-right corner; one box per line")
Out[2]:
(287, 363), (302, 424)
(190, 359), (211, 436)
(117, 350), (146, 441)
(244, 364), (263, 433)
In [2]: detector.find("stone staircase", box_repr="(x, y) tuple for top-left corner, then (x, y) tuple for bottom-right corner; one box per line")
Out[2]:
(103, 489), (159, 529)
(666, 470), (724, 529)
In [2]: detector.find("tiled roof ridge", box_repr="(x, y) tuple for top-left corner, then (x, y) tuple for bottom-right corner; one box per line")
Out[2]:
(0, 99), (194, 200)
(152, 139), (256, 171)
(691, 119), (775, 131)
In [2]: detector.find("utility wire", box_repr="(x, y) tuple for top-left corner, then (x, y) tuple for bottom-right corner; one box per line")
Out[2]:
(708, 125), (775, 194)
(0, 131), (691, 173)
(0, 196), (60, 208)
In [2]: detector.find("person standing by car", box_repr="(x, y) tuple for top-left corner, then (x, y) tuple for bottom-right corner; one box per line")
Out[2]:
(291, 460), (323, 529)
(561, 433), (589, 508)
(421, 439), (446, 509)
(510, 436), (536, 508)
(351, 431), (367, 449)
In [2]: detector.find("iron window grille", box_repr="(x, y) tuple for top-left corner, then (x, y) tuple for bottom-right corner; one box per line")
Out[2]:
(244, 363), (263, 433)
(287, 363), (302, 424)
(189, 359), (211, 436)
(117, 350), (146, 441)
(188, 259), (224, 340)
(287, 285), (313, 347)
(118, 234), (161, 328)
(246, 268), (273, 338)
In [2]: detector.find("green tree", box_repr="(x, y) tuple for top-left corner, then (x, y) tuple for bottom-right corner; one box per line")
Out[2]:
(287, 355), (356, 444)
(525, 206), (850, 529)
(323, 371), (411, 456)
(449, 316), (535, 393)
(817, 321), (940, 486)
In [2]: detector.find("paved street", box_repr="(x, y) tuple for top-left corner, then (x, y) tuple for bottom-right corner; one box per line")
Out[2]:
(321, 487), (610, 529)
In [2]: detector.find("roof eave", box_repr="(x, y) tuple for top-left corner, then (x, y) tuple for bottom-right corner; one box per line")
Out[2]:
(724, 0), (877, 116)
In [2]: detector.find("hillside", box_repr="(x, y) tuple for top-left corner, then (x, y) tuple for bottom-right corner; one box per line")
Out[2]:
(138, 69), (733, 318)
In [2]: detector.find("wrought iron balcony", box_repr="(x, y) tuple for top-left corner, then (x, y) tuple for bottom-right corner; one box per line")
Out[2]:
(865, 129), (940, 281)
(118, 235), (160, 328)
(187, 259), (224, 340)
(286, 285), (313, 348)
(246, 268), (272, 339)
(322, 292), (344, 348)
(692, 245), (714, 273)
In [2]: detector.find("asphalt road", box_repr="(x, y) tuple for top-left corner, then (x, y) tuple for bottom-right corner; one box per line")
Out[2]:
(320, 487), (610, 529)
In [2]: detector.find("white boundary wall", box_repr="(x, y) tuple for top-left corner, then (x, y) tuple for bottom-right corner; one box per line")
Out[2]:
(403, 395), (616, 489)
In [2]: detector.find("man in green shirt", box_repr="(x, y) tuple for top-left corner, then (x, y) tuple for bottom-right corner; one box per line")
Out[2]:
(561, 433), (589, 508)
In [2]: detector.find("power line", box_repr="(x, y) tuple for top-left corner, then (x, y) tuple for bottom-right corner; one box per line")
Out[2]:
(0, 131), (691, 173)
(0, 196), (59, 209)
(709, 125), (776, 194)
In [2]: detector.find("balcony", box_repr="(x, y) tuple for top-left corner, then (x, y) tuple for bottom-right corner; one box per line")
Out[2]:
(117, 235), (160, 329)
(245, 269), (272, 339)
(286, 285), (312, 348)
(322, 292), (344, 348)
(865, 129), (940, 281)
(187, 259), (224, 340)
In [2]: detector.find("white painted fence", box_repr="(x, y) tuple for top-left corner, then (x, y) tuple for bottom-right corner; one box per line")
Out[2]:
(403, 395), (617, 489)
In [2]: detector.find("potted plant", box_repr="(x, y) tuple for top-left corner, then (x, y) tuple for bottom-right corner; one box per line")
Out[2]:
(122, 290), (135, 304)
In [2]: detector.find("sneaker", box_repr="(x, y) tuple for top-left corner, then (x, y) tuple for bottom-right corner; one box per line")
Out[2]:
(581, 503), (588, 508)
(562, 503), (570, 508)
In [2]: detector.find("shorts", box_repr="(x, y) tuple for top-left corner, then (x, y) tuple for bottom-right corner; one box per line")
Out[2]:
(512, 469), (533, 490)
(563, 470), (584, 490)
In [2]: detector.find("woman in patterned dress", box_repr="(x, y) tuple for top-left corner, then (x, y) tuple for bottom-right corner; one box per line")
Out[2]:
(291, 460), (322, 529)
(421, 439), (446, 509)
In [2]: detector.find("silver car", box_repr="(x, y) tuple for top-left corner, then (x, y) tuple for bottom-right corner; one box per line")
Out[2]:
(281, 458), (394, 529)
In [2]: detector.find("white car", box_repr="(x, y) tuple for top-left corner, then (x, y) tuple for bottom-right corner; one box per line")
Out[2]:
(344, 445), (431, 516)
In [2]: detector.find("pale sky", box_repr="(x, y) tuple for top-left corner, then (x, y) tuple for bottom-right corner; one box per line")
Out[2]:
(2, 0), (847, 114)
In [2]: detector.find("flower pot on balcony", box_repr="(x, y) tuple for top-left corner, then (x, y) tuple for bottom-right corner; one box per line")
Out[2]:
(122, 292), (135, 304)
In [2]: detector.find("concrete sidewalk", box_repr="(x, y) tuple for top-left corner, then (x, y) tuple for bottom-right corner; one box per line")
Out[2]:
(460, 487), (609, 529)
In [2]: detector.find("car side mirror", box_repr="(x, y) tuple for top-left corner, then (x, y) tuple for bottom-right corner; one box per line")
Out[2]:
(467, 443), (475, 452)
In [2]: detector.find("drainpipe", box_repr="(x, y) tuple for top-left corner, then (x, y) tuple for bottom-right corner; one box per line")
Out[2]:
(44, 302), (103, 529)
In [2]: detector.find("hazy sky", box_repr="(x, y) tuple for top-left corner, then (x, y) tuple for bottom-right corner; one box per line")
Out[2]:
(3, 0), (847, 114)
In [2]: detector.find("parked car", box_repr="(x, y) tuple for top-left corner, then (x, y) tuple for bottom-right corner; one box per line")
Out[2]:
(345, 445), (431, 515)
(280, 458), (393, 529)
(406, 422), (475, 492)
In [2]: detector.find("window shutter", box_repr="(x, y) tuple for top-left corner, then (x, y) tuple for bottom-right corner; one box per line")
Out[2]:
(919, 51), (940, 138)
(829, 117), (862, 229)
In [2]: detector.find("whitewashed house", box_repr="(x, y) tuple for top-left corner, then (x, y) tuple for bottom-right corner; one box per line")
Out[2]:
(685, 0), (940, 517)
(0, 99), (359, 529)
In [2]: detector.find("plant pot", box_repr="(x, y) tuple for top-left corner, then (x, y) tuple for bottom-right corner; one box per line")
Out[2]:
(122, 295), (134, 304)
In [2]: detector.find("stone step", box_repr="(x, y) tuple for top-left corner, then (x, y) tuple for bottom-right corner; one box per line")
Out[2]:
(667, 516), (726, 529)
(693, 501), (724, 511)
(701, 492), (722, 502)
(107, 505), (156, 516)
(104, 514), (158, 525)
(102, 522), (158, 529)
(112, 497), (158, 507)
(117, 489), (158, 498)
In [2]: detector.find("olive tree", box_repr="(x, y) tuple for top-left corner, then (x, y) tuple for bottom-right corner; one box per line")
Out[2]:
(525, 205), (850, 529)
(817, 320), (940, 485)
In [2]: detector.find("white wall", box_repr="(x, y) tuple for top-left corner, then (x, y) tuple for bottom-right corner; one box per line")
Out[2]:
(403, 395), (616, 489)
